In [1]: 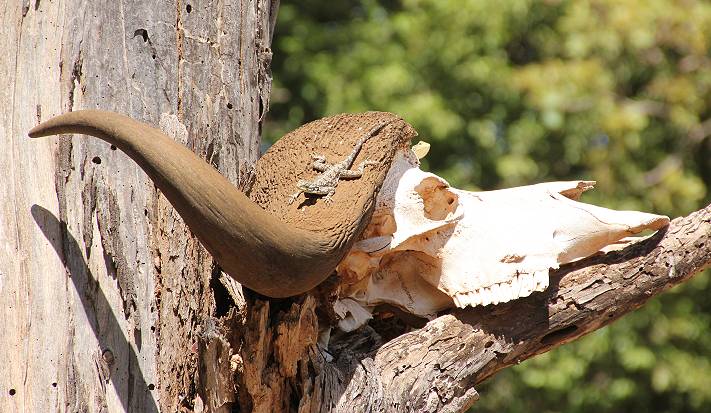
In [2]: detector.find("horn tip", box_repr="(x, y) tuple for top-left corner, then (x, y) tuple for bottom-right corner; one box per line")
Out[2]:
(28, 124), (46, 138)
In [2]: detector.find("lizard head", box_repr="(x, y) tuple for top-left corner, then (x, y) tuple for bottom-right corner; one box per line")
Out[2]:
(296, 179), (312, 191)
(296, 179), (329, 195)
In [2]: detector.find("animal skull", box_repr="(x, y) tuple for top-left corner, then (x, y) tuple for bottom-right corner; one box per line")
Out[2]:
(335, 148), (669, 331)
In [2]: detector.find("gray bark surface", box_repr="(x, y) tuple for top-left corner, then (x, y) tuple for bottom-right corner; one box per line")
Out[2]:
(0, 1), (275, 411)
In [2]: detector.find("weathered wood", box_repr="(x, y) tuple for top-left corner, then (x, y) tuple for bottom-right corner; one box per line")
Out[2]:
(0, 1), (276, 411)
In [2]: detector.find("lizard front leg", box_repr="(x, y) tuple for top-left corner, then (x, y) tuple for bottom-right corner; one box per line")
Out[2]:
(288, 190), (302, 205)
(339, 160), (379, 179)
(322, 187), (337, 204)
(289, 180), (312, 205)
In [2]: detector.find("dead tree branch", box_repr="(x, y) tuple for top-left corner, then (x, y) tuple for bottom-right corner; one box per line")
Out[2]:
(332, 204), (711, 412)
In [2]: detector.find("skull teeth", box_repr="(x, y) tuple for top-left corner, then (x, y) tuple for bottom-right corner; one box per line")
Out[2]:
(452, 270), (550, 308)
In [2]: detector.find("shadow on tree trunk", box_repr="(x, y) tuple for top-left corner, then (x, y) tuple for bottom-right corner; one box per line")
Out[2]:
(31, 205), (159, 413)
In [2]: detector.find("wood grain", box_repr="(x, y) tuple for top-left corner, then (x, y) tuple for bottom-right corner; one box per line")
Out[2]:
(0, 1), (276, 411)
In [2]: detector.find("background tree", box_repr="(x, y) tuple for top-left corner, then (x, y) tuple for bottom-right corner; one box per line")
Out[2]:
(267, 1), (711, 411)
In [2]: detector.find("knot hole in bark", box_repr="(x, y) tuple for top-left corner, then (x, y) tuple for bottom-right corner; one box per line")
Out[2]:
(540, 324), (578, 345)
(210, 267), (232, 318)
(133, 29), (149, 43)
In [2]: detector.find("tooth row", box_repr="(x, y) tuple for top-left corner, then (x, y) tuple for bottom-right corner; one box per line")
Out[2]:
(453, 270), (550, 308)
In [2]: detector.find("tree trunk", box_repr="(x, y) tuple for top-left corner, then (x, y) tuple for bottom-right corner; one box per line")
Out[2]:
(0, 1), (276, 411)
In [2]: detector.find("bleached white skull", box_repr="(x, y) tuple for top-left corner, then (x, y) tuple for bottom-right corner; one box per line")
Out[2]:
(335, 148), (669, 332)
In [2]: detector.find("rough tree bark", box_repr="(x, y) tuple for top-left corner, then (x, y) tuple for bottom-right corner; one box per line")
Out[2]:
(2, 2), (710, 413)
(1, 1), (276, 411)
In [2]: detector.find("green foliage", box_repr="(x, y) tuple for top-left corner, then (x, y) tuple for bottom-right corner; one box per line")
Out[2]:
(266, 1), (711, 411)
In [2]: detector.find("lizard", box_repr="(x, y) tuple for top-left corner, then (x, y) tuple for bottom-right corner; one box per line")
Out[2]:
(288, 120), (392, 205)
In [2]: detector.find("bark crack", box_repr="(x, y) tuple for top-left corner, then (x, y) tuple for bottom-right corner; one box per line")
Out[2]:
(175, 0), (184, 116)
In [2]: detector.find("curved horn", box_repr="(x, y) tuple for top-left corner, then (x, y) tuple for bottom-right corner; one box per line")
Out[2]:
(29, 110), (347, 297)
